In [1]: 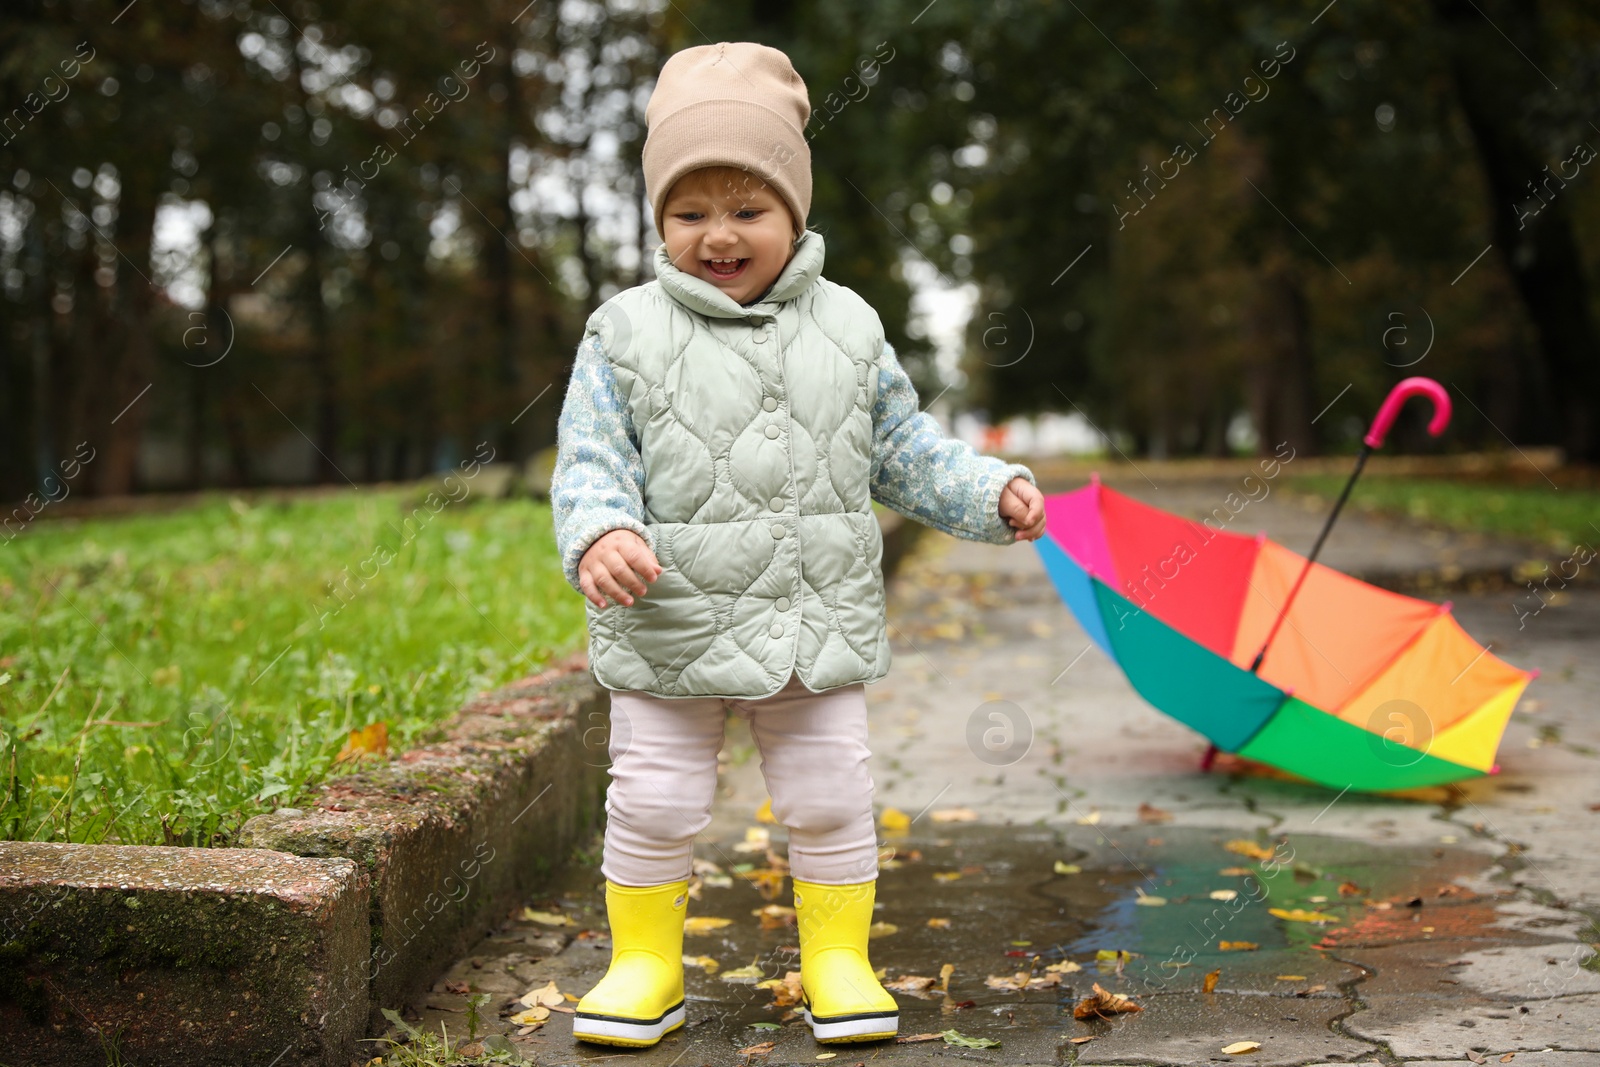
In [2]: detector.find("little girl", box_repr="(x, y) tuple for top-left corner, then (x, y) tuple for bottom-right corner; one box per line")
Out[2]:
(550, 40), (1046, 1048)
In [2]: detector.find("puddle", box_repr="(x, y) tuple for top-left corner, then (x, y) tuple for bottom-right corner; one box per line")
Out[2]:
(409, 823), (1511, 1061)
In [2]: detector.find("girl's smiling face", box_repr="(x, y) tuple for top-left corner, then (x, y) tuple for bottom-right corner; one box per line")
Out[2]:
(661, 167), (797, 306)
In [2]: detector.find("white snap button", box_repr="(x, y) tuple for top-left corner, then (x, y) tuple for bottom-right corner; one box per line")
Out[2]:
(762, 396), (778, 411)
(768, 622), (783, 639)
(769, 496), (784, 511)
(771, 524), (786, 539)
(765, 425), (780, 439)
(776, 597), (790, 612)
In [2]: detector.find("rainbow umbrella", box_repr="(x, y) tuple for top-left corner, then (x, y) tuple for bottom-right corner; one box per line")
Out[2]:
(1033, 379), (1535, 792)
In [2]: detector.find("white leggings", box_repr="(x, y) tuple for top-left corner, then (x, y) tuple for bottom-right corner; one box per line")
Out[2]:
(601, 671), (880, 887)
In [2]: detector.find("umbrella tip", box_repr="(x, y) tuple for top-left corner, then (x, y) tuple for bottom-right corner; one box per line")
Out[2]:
(1489, 763), (1501, 775)
(1529, 667), (1542, 680)
(1440, 600), (1453, 613)
(1090, 471), (1101, 486)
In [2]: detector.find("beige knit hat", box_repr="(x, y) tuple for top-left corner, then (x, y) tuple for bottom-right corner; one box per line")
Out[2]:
(643, 42), (812, 241)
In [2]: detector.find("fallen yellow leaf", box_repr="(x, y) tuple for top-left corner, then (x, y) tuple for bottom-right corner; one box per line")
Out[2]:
(867, 921), (898, 938)
(520, 908), (575, 926)
(755, 797), (777, 824)
(1044, 960), (1082, 973)
(932, 871), (962, 883)
(1076, 810), (1102, 825)
(509, 1006), (549, 1025)
(722, 960), (766, 982)
(1275, 975), (1307, 982)
(1209, 889), (1239, 901)
(927, 917), (952, 929)
(1134, 888), (1168, 906)
(1203, 968), (1220, 993)
(684, 916), (734, 935)
(879, 807), (911, 831)
(1218, 941), (1258, 952)
(683, 954), (720, 974)
(930, 808), (977, 823)
(1222, 1040), (1261, 1054)
(335, 721), (389, 763)
(1223, 839), (1274, 861)
(1053, 861), (1082, 874)
(1269, 907), (1338, 923)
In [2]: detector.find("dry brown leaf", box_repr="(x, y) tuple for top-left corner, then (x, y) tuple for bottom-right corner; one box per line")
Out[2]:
(1203, 968), (1220, 994)
(896, 1033), (944, 1044)
(1275, 975), (1307, 982)
(1337, 880), (1364, 896)
(939, 962), (954, 992)
(756, 970), (805, 1008)
(1465, 1053), (1488, 1065)
(752, 903), (796, 929)
(1138, 802), (1173, 823)
(1221, 1040), (1261, 1054)
(517, 981), (565, 1009)
(885, 974), (938, 992)
(985, 970), (1063, 992)
(738, 1041), (777, 1057)
(1071, 982), (1142, 1019)
(741, 868), (787, 902)
(927, 917), (952, 929)
(1219, 866), (1255, 876)
(1069, 1035), (1096, 1044)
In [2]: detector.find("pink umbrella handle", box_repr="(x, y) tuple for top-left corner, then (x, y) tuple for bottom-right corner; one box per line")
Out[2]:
(1364, 377), (1451, 449)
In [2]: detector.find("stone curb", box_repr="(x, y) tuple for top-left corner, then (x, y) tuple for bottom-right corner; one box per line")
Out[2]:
(0, 843), (370, 1066)
(237, 654), (610, 1037)
(0, 657), (610, 1066)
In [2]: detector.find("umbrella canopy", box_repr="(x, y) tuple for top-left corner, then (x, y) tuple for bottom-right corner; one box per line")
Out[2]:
(1035, 477), (1534, 792)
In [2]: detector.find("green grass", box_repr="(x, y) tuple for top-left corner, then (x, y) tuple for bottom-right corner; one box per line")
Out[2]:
(0, 487), (586, 847)
(1283, 474), (1600, 551)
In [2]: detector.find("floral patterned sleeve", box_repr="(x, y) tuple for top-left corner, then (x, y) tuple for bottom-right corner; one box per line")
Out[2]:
(550, 332), (655, 594)
(869, 340), (1036, 545)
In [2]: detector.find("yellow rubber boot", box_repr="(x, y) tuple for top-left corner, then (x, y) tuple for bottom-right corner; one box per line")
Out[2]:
(792, 878), (900, 1043)
(572, 879), (688, 1047)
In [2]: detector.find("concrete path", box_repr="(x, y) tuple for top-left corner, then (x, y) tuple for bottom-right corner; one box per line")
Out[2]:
(409, 477), (1600, 1066)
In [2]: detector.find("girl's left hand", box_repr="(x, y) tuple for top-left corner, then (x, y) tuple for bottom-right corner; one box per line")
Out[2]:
(999, 476), (1046, 541)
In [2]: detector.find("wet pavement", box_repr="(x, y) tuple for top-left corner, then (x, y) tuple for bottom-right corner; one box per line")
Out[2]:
(399, 477), (1600, 1065)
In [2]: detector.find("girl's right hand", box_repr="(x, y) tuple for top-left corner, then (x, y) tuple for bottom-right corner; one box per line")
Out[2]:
(578, 529), (663, 609)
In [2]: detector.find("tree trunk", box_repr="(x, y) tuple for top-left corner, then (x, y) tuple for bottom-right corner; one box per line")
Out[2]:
(1431, 0), (1600, 461)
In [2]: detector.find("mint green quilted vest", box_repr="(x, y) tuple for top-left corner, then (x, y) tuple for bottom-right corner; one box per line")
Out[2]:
(581, 229), (890, 699)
